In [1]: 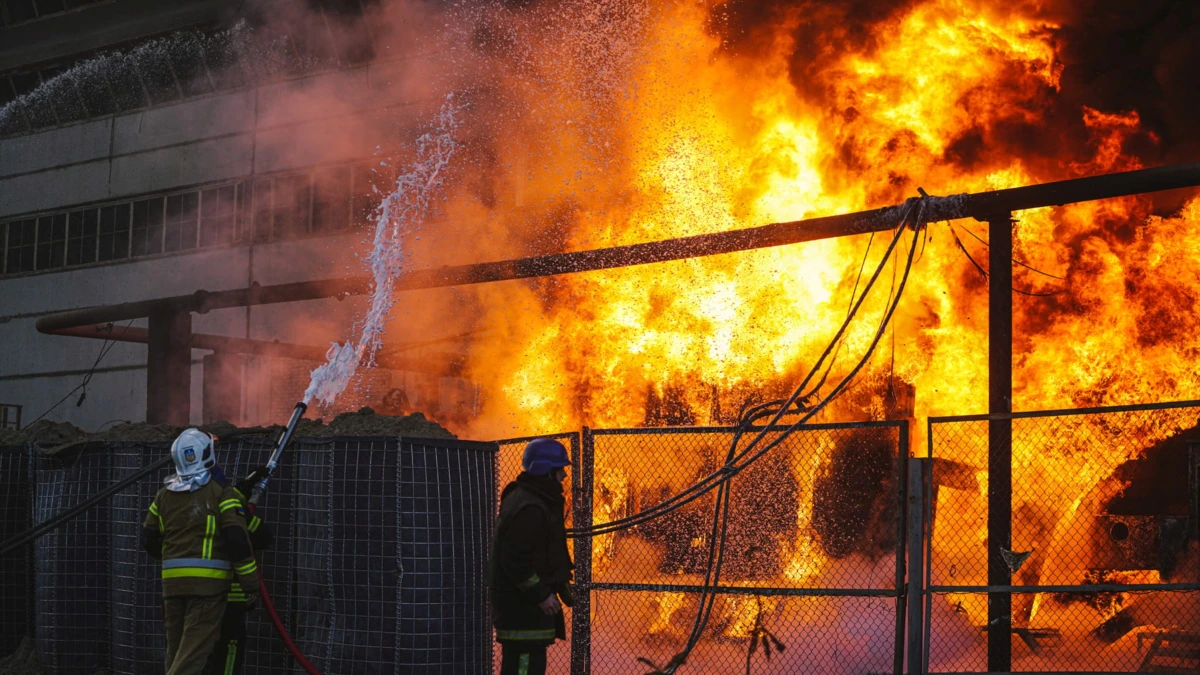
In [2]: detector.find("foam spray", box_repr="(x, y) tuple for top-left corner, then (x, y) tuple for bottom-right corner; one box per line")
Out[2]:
(303, 95), (464, 408)
(249, 95), (463, 505)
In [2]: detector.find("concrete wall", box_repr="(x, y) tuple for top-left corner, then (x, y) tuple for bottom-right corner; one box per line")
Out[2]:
(0, 57), (447, 431)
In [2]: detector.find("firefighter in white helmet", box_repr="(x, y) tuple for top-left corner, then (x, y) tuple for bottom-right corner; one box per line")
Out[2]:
(141, 429), (259, 675)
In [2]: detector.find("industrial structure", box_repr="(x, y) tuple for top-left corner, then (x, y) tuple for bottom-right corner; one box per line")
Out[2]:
(0, 0), (476, 431)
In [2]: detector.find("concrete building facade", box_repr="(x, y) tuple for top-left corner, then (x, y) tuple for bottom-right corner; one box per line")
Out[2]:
(0, 0), (476, 433)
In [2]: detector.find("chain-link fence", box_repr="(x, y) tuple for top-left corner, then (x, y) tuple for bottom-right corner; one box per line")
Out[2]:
(576, 422), (910, 674)
(925, 400), (1200, 673)
(1, 435), (496, 674)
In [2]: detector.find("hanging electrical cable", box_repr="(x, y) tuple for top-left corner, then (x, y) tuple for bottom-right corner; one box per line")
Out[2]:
(658, 199), (927, 673)
(568, 197), (926, 539)
(949, 222), (1065, 297)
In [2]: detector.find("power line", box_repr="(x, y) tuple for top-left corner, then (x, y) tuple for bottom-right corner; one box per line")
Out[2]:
(22, 320), (135, 428)
(955, 222), (1065, 280)
(666, 204), (927, 673)
(948, 223), (1065, 297)
(568, 210), (916, 537)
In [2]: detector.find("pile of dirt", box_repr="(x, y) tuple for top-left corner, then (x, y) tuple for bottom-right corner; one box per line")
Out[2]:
(0, 638), (46, 675)
(0, 408), (454, 451)
(0, 420), (87, 447)
(300, 407), (456, 439)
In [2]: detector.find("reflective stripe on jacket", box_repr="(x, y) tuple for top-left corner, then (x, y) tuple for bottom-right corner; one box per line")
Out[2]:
(143, 481), (257, 597)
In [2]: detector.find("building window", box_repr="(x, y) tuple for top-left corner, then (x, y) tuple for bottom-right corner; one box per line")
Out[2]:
(0, 164), (370, 277)
(97, 203), (130, 261)
(4, 219), (35, 273)
(0, 403), (20, 431)
(352, 165), (386, 229)
(199, 184), (238, 248)
(35, 213), (66, 270)
(66, 208), (98, 266)
(313, 165), (353, 233)
(251, 179), (273, 244)
(131, 197), (165, 257)
(271, 173), (312, 241)
(164, 192), (199, 252)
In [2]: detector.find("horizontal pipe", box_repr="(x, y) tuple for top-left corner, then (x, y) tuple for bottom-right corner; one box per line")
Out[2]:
(44, 324), (465, 375)
(35, 162), (1200, 334)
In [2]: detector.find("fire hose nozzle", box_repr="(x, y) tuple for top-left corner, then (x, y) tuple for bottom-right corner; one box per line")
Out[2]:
(250, 401), (308, 506)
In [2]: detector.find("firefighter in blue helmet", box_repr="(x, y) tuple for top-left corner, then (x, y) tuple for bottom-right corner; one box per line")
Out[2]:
(488, 438), (575, 675)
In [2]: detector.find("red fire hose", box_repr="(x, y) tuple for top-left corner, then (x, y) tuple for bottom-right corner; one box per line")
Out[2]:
(248, 401), (321, 674)
(257, 561), (322, 675)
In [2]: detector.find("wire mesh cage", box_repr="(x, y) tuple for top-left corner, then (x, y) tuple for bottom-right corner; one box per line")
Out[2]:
(2, 435), (497, 675)
(0, 445), (34, 657)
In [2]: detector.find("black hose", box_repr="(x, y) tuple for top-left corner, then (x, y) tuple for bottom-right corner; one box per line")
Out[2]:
(569, 202), (922, 538)
(659, 204), (925, 672)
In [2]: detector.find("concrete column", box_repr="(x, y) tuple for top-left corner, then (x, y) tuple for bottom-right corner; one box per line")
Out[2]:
(147, 310), (191, 425)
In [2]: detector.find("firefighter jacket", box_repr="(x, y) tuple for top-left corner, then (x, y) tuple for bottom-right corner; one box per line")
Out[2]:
(142, 480), (258, 598)
(227, 485), (272, 604)
(487, 472), (574, 646)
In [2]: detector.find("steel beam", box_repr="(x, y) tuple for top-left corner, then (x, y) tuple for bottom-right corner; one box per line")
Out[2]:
(987, 214), (1015, 671)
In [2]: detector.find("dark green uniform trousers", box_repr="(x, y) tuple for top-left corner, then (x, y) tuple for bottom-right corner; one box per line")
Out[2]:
(203, 604), (247, 675)
(164, 594), (226, 675)
(500, 643), (548, 675)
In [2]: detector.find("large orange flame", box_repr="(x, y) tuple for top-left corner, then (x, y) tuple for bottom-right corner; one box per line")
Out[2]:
(392, 0), (1200, 644)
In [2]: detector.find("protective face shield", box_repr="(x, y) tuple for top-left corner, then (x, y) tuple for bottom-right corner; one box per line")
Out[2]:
(170, 428), (217, 477)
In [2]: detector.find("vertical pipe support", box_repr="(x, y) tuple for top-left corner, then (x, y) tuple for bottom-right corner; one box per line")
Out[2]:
(987, 213), (1014, 671)
(570, 428), (594, 675)
(146, 309), (192, 426)
(907, 456), (930, 674)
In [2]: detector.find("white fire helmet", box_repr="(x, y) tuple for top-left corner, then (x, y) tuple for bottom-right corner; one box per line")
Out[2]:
(170, 428), (217, 478)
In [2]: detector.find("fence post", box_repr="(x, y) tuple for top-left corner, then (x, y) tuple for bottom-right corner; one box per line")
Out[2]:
(571, 428), (593, 675)
(907, 457), (930, 674)
(893, 422), (910, 675)
(987, 213), (1015, 671)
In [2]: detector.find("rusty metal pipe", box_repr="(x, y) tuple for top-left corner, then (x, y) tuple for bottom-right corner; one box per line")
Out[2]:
(42, 324), (464, 375)
(34, 162), (1200, 335)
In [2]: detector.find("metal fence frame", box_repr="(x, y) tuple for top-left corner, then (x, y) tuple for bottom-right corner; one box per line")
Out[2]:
(502, 420), (911, 675)
(923, 399), (1200, 673)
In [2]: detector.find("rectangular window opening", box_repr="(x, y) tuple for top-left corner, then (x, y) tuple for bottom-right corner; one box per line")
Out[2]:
(66, 209), (98, 266)
(164, 192), (199, 252)
(35, 213), (66, 270)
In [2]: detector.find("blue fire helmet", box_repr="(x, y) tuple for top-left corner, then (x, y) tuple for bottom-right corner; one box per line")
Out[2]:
(522, 438), (571, 476)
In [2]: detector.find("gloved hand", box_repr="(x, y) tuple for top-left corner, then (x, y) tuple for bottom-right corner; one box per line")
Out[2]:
(556, 582), (575, 608)
(243, 592), (261, 612)
(237, 466), (270, 497)
(537, 593), (562, 616)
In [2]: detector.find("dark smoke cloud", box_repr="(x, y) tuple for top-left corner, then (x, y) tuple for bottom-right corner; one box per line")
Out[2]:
(1045, 0), (1200, 164)
(705, 0), (1200, 199)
